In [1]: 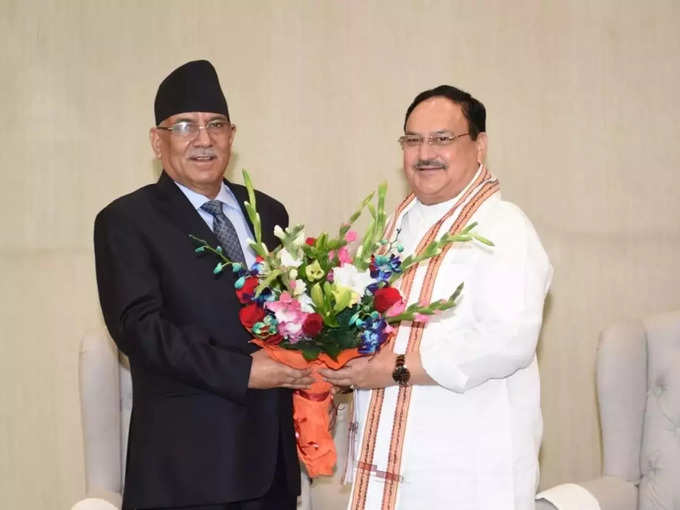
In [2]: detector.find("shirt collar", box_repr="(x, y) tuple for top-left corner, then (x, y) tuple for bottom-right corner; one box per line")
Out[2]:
(174, 180), (242, 213)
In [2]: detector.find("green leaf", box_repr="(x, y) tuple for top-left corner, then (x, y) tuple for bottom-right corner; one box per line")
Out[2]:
(449, 282), (464, 302)
(338, 190), (375, 238)
(242, 170), (262, 244)
(317, 232), (328, 250)
(256, 269), (282, 296)
(310, 283), (324, 309)
(301, 345), (321, 361)
(335, 328), (358, 350)
(335, 306), (359, 328)
(473, 234), (494, 246)
(367, 202), (376, 219)
(322, 281), (334, 309)
(324, 342), (341, 361)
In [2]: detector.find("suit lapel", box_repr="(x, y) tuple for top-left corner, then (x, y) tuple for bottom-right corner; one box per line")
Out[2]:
(152, 172), (279, 256)
(152, 172), (220, 248)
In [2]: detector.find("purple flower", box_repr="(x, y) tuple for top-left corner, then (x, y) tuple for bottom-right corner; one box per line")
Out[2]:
(369, 254), (402, 282)
(357, 312), (391, 354)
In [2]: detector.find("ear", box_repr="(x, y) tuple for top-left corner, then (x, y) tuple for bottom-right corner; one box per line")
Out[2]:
(475, 132), (488, 164)
(149, 127), (162, 159)
(228, 124), (237, 147)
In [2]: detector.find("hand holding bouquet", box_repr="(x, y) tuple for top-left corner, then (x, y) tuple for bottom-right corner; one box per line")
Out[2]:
(191, 171), (492, 476)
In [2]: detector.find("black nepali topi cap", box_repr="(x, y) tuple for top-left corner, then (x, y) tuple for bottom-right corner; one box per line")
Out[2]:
(154, 60), (229, 125)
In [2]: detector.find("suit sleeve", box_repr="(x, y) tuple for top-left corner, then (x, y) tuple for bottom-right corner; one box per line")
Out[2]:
(94, 203), (253, 404)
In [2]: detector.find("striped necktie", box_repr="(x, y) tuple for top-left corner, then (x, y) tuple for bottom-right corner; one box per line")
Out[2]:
(200, 200), (246, 264)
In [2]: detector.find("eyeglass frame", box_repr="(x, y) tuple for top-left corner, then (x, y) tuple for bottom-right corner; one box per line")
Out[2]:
(156, 118), (234, 138)
(398, 131), (470, 149)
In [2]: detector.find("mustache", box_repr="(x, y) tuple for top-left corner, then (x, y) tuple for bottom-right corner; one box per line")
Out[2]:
(188, 149), (217, 158)
(414, 159), (447, 170)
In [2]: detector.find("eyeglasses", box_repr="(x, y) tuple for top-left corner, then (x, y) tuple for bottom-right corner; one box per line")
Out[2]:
(398, 132), (470, 149)
(157, 119), (232, 138)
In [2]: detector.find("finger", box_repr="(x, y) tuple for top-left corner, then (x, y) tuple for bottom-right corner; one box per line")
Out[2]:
(282, 366), (309, 377)
(286, 375), (314, 387)
(291, 371), (315, 382)
(282, 382), (312, 390)
(322, 375), (352, 387)
(321, 367), (351, 377)
(317, 368), (333, 378)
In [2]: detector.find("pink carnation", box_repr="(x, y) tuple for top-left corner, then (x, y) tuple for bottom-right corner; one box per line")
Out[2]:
(329, 246), (352, 266)
(344, 230), (357, 243)
(266, 292), (307, 343)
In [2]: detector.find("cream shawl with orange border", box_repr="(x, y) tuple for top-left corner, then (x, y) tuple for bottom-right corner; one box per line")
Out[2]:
(346, 164), (553, 510)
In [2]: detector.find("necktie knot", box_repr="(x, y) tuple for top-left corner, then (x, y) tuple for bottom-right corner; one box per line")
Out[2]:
(200, 200), (224, 217)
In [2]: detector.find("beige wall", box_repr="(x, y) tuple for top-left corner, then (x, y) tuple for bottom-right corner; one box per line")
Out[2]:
(2, 1), (679, 508)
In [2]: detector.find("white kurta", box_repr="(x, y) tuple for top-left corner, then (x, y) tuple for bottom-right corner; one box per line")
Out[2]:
(350, 191), (553, 510)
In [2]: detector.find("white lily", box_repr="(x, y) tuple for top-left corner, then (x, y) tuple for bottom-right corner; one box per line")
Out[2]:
(297, 292), (315, 313)
(291, 228), (306, 246)
(279, 247), (302, 268)
(290, 278), (307, 297)
(332, 264), (374, 297)
(273, 225), (285, 240)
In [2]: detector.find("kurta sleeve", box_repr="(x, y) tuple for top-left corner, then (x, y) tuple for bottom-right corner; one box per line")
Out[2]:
(419, 202), (553, 392)
(94, 204), (253, 404)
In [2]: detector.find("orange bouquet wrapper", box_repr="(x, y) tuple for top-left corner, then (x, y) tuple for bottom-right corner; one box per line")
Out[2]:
(252, 339), (362, 477)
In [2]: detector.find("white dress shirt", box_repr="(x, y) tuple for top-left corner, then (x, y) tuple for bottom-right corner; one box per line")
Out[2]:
(174, 180), (257, 268)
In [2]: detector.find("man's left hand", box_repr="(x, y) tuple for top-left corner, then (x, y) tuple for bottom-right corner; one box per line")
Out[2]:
(319, 347), (396, 390)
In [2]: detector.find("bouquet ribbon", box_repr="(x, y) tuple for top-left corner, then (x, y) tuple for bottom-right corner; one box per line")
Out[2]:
(251, 339), (362, 477)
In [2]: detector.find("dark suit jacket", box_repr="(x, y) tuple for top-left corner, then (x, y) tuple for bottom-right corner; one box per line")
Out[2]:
(94, 172), (299, 509)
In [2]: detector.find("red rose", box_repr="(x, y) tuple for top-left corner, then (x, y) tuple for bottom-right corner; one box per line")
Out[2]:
(235, 277), (258, 304)
(373, 286), (403, 313)
(305, 237), (317, 246)
(302, 313), (324, 337)
(239, 303), (265, 331)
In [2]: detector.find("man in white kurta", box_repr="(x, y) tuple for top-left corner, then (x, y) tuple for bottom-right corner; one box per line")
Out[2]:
(321, 85), (552, 510)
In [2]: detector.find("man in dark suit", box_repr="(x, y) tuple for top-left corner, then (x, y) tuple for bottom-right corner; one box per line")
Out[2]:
(94, 60), (312, 510)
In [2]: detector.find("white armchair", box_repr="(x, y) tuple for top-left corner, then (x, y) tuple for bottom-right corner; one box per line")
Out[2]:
(536, 310), (680, 510)
(72, 330), (316, 510)
(71, 330), (131, 510)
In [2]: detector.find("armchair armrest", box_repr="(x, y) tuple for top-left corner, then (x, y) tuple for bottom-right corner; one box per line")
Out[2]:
(71, 488), (122, 510)
(71, 497), (119, 510)
(536, 476), (637, 510)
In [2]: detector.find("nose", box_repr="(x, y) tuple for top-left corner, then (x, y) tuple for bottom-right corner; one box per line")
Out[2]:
(417, 139), (436, 160)
(192, 125), (212, 146)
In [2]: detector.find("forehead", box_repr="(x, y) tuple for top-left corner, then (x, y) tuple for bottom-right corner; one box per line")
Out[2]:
(163, 111), (228, 123)
(405, 97), (466, 133)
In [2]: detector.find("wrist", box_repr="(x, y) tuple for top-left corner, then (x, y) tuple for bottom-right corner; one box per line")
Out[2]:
(391, 353), (411, 387)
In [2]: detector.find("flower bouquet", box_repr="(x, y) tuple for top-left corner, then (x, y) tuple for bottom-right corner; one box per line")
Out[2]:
(191, 171), (492, 477)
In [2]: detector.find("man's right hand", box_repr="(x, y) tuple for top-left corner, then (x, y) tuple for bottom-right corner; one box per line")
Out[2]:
(248, 349), (314, 390)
